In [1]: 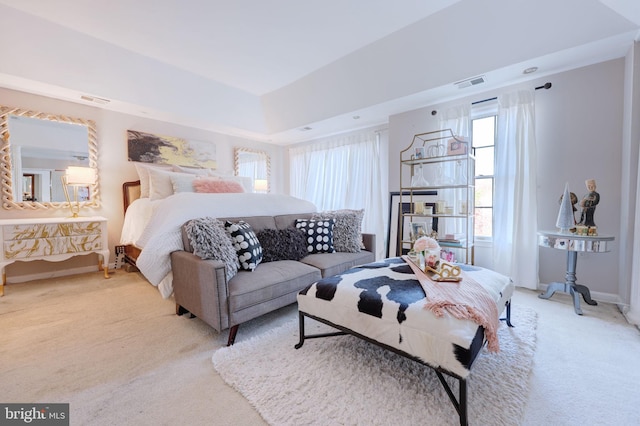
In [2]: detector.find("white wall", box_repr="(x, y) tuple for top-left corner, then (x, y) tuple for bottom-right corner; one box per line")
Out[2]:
(388, 59), (627, 302)
(0, 88), (283, 282)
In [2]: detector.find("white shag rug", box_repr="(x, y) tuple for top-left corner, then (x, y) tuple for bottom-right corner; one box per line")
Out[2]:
(212, 306), (537, 426)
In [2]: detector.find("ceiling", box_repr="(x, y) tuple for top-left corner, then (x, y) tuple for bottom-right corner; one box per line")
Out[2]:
(0, 0), (638, 144)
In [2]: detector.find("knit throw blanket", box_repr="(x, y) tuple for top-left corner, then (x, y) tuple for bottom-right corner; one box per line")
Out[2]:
(402, 256), (500, 352)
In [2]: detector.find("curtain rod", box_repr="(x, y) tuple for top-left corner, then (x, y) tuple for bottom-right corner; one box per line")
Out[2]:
(471, 81), (552, 105)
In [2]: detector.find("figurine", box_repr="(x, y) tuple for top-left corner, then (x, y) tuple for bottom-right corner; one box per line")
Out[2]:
(578, 179), (599, 228)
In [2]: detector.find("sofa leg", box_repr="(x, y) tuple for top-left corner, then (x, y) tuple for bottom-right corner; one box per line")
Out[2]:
(176, 304), (196, 318)
(227, 325), (240, 346)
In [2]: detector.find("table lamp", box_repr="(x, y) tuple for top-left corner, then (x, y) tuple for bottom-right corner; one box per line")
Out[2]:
(254, 179), (268, 193)
(62, 166), (96, 217)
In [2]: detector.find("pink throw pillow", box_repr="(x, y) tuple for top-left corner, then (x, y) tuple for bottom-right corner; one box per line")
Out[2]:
(193, 178), (245, 193)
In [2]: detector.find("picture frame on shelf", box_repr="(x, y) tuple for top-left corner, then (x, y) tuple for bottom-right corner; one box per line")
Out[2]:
(386, 190), (438, 258)
(414, 147), (425, 159)
(410, 222), (428, 240)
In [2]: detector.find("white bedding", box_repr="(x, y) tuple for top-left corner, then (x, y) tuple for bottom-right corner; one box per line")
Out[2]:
(119, 198), (155, 246)
(123, 192), (317, 298)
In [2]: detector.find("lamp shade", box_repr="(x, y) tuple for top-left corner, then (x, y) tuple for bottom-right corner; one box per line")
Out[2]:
(65, 166), (96, 186)
(254, 179), (268, 192)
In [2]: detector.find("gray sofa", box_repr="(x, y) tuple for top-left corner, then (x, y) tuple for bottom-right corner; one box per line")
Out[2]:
(170, 213), (376, 345)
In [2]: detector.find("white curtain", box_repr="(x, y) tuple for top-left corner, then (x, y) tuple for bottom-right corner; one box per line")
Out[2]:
(493, 90), (539, 289)
(289, 131), (385, 259)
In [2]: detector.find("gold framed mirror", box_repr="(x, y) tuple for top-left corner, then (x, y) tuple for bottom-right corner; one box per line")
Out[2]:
(0, 105), (100, 210)
(234, 147), (270, 193)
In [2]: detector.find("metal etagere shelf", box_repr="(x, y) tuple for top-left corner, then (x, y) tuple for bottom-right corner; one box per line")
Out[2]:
(398, 129), (475, 264)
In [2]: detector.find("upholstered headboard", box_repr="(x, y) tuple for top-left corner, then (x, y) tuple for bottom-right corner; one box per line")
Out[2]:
(123, 180), (141, 213)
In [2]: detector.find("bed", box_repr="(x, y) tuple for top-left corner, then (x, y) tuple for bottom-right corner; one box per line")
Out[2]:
(120, 178), (317, 298)
(295, 257), (514, 426)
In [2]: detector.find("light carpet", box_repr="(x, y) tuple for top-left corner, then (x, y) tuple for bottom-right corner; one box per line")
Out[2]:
(212, 306), (537, 426)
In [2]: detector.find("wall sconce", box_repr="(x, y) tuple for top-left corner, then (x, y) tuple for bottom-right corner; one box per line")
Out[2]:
(62, 166), (96, 217)
(254, 179), (268, 193)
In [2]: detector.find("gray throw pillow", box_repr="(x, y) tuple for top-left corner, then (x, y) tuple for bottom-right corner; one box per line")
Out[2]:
(184, 217), (239, 281)
(312, 209), (364, 253)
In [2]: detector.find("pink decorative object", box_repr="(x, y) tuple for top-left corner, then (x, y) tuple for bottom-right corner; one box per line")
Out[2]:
(413, 236), (440, 252)
(413, 236), (441, 269)
(193, 178), (245, 193)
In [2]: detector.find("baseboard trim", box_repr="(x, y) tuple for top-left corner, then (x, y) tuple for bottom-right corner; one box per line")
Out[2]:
(6, 263), (115, 284)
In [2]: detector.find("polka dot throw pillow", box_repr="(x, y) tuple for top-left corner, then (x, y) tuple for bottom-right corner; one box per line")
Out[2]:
(295, 218), (336, 254)
(224, 220), (263, 271)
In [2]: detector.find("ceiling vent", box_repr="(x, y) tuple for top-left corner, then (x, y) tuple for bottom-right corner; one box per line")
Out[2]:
(454, 75), (486, 89)
(80, 94), (111, 104)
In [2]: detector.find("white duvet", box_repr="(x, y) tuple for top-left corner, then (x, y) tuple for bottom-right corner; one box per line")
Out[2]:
(125, 192), (317, 298)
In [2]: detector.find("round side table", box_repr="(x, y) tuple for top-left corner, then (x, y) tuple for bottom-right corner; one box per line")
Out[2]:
(537, 230), (614, 315)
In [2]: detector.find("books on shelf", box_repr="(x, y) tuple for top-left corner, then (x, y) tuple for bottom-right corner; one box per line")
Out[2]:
(438, 234), (467, 247)
(443, 233), (466, 240)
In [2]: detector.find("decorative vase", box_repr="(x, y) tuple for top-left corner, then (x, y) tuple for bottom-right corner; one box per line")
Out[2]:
(423, 249), (440, 269)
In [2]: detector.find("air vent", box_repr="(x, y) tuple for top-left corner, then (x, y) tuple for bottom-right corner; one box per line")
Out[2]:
(80, 95), (111, 104)
(454, 75), (486, 89)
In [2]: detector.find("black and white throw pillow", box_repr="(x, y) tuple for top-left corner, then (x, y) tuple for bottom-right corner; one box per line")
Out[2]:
(225, 220), (263, 271)
(312, 209), (364, 253)
(295, 218), (335, 254)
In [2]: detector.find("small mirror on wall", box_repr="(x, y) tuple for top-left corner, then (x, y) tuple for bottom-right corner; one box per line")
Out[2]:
(234, 148), (270, 193)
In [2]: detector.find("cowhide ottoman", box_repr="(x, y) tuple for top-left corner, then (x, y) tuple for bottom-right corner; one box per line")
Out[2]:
(295, 257), (514, 426)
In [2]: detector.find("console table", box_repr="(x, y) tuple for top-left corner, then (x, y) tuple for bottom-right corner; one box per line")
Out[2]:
(0, 216), (110, 296)
(537, 230), (614, 315)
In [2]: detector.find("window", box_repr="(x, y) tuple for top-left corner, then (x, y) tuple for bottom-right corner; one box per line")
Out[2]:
(472, 114), (496, 238)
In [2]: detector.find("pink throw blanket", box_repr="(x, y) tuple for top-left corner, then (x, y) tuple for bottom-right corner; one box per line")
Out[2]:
(402, 256), (501, 352)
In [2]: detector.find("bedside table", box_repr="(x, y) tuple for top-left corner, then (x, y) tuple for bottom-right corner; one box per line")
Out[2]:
(0, 216), (110, 296)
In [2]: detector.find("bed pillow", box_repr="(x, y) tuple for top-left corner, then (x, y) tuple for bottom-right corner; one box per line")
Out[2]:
(171, 165), (213, 176)
(225, 221), (263, 271)
(255, 228), (308, 262)
(184, 217), (238, 281)
(295, 219), (335, 254)
(148, 169), (195, 200)
(193, 178), (245, 193)
(312, 209), (365, 253)
(133, 162), (174, 198)
(170, 173), (196, 193)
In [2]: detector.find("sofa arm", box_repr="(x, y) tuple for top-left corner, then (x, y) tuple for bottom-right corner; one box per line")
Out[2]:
(170, 251), (230, 332)
(362, 233), (376, 256)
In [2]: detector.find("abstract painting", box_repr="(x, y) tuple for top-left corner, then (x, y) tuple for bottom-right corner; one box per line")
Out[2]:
(127, 130), (216, 169)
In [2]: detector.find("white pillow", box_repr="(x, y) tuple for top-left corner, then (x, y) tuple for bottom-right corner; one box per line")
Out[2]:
(148, 169), (195, 200)
(133, 163), (173, 198)
(172, 165), (212, 176)
(171, 173), (196, 193)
